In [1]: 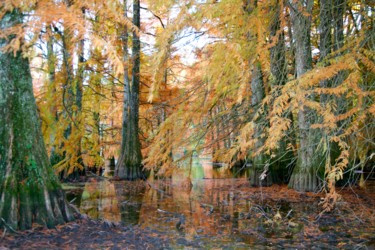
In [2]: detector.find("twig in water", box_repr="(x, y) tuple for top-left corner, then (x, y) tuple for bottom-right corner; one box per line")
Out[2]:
(144, 180), (172, 197)
(286, 209), (293, 218)
(0, 218), (19, 234)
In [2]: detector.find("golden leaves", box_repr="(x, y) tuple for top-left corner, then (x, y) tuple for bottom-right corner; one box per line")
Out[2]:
(320, 136), (349, 212)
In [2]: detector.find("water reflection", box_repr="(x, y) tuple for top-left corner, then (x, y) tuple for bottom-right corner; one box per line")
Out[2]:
(65, 159), (375, 248)
(139, 177), (257, 246)
(76, 161), (255, 247)
(74, 159), (316, 248)
(173, 155), (249, 181)
(80, 180), (121, 222)
(79, 180), (145, 225)
(114, 181), (145, 225)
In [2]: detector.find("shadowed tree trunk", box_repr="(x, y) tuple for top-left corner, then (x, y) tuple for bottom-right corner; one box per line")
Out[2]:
(319, 0), (333, 104)
(116, 0), (143, 180)
(268, 0), (294, 184)
(0, 10), (74, 230)
(333, 0), (345, 52)
(270, 1), (287, 87)
(288, 0), (322, 192)
(244, 0), (272, 186)
(46, 24), (60, 163)
(319, 0), (342, 177)
(49, 0), (85, 180)
(319, 0), (350, 187)
(74, 8), (86, 175)
(48, 23), (75, 173)
(115, 0), (130, 178)
(248, 63), (272, 187)
(332, 0), (347, 115)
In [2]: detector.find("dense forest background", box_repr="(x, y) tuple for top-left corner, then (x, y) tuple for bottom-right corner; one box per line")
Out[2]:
(0, 0), (374, 229)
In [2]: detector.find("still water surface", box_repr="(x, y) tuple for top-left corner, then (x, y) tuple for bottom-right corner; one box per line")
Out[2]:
(65, 158), (374, 249)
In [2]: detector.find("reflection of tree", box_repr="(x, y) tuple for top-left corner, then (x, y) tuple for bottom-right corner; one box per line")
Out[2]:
(139, 178), (252, 242)
(139, 180), (170, 227)
(80, 180), (120, 222)
(212, 166), (233, 179)
(114, 181), (145, 225)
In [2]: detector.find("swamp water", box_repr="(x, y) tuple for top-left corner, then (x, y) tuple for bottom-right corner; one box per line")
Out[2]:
(64, 158), (375, 249)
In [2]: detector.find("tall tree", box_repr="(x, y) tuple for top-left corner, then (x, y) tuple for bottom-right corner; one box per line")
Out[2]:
(319, 0), (344, 178)
(0, 9), (74, 230)
(288, 0), (322, 192)
(50, 1), (87, 179)
(45, 24), (60, 161)
(116, 0), (143, 180)
(74, 7), (86, 175)
(319, 0), (333, 104)
(248, 63), (273, 186)
(268, 0), (294, 184)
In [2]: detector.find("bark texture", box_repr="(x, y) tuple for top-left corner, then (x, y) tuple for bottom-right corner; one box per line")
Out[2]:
(243, 0), (271, 186)
(268, 0), (294, 184)
(116, 0), (143, 180)
(288, 0), (322, 192)
(0, 10), (74, 230)
(74, 10), (85, 175)
(319, 0), (333, 103)
(270, 0), (287, 87)
(248, 63), (272, 187)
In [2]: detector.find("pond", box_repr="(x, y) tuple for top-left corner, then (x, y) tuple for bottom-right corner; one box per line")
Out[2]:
(64, 158), (375, 249)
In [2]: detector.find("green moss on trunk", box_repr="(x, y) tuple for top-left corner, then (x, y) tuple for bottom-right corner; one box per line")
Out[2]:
(0, 10), (74, 230)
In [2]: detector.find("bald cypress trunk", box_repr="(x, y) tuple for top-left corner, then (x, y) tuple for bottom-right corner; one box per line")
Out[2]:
(317, 0), (345, 189)
(116, 0), (143, 180)
(248, 63), (272, 187)
(268, 0), (294, 184)
(0, 10), (74, 230)
(46, 24), (60, 163)
(243, 0), (271, 187)
(332, 0), (347, 116)
(319, 0), (333, 104)
(74, 9), (85, 175)
(116, 0), (131, 178)
(288, 0), (322, 192)
(270, 1), (287, 87)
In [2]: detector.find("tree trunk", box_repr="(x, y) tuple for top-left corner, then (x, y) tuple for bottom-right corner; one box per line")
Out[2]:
(50, 0), (85, 180)
(74, 8), (85, 175)
(269, 0), (294, 184)
(319, 0), (343, 178)
(332, 0), (347, 114)
(248, 63), (272, 187)
(270, 0), (287, 87)
(333, 0), (345, 52)
(0, 10), (74, 230)
(46, 24), (60, 163)
(116, 0), (130, 177)
(116, 0), (143, 180)
(61, 23), (75, 143)
(319, 0), (333, 104)
(243, 0), (271, 186)
(288, 0), (322, 192)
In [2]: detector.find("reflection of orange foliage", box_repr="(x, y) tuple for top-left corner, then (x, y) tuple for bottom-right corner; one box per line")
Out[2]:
(74, 178), (375, 246)
(80, 180), (121, 223)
